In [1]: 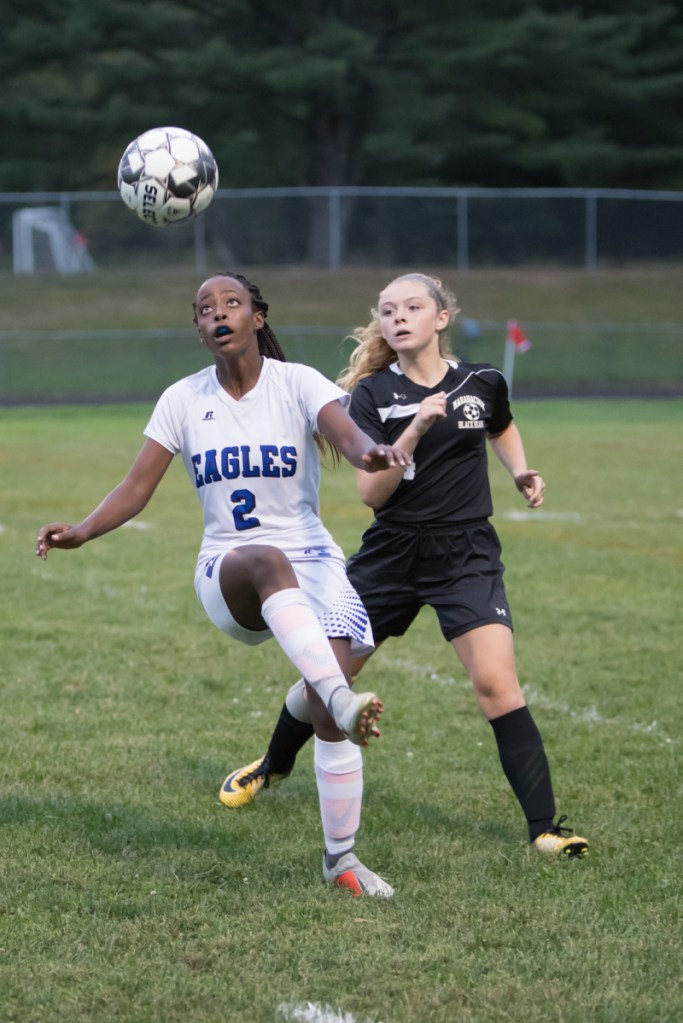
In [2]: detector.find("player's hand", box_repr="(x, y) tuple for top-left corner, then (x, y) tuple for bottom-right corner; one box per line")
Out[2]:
(361, 444), (412, 473)
(35, 523), (86, 559)
(414, 392), (447, 434)
(514, 470), (545, 508)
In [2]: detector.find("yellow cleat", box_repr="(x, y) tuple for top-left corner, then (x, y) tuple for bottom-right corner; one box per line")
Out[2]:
(533, 816), (589, 859)
(219, 755), (289, 808)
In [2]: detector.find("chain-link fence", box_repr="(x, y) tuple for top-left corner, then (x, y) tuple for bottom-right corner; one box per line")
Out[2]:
(1, 186), (681, 400)
(1, 186), (683, 274)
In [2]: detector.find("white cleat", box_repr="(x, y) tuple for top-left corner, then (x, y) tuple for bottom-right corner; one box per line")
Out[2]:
(323, 852), (394, 897)
(329, 688), (383, 746)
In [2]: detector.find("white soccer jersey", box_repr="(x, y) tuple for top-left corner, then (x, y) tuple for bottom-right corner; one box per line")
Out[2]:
(144, 359), (350, 588)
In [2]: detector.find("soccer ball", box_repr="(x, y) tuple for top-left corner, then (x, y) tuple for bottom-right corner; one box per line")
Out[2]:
(117, 126), (219, 227)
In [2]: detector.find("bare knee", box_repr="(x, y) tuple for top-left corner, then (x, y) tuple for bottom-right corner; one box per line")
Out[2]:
(451, 625), (523, 719)
(471, 674), (525, 720)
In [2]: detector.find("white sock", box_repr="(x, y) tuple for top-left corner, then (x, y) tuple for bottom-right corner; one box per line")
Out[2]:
(314, 737), (363, 857)
(285, 677), (311, 723)
(261, 589), (347, 709)
(284, 678), (359, 728)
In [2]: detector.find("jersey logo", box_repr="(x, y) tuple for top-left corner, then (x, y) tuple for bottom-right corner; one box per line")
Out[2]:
(202, 410), (215, 420)
(462, 402), (481, 421)
(454, 394), (486, 430)
(392, 392), (406, 400)
(452, 394), (485, 414)
(191, 445), (297, 487)
(205, 555), (220, 578)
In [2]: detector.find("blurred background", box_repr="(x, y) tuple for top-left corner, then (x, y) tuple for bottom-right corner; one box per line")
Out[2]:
(1, 0), (681, 400)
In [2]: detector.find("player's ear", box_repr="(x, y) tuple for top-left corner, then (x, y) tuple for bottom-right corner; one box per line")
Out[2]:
(253, 311), (265, 330)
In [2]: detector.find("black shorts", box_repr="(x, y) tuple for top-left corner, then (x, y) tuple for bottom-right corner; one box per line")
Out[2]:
(346, 518), (513, 643)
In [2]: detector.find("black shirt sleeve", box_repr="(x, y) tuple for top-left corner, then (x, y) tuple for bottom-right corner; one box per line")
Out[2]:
(486, 370), (514, 435)
(348, 381), (388, 444)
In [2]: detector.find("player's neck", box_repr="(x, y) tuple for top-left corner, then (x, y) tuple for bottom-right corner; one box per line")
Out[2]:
(215, 352), (264, 399)
(398, 349), (450, 388)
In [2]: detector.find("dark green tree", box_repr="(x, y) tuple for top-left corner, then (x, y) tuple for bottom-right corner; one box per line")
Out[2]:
(0, 0), (681, 193)
(415, 1), (683, 188)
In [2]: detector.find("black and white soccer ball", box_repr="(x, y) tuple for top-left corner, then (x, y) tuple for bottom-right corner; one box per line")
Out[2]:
(117, 127), (219, 227)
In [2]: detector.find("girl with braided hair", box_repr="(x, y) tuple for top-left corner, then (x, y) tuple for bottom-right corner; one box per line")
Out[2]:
(36, 271), (412, 897)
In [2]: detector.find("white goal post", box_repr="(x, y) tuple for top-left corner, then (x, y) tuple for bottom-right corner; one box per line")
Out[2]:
(12, 206), (96, 274)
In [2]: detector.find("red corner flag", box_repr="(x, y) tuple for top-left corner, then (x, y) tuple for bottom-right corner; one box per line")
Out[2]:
(503, 320), (532, 396)
(507, 319), (532, 353)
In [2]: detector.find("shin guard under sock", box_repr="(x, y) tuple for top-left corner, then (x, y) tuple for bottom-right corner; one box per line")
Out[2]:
(314, 737), (363, 860)
(490, 705), (556, 841)
(261, 589), (347, 709)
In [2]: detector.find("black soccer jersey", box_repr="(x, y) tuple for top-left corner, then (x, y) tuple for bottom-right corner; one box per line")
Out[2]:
(349, 360), (513, 525)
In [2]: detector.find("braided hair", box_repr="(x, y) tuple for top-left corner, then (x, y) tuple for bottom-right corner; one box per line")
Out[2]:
(208, 270), (287, 361)
(198, 271), (339, 464)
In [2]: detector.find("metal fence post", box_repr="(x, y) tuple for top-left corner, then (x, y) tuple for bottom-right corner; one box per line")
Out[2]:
(585, 192), (598, 272)
(457, 191), (469, 271)
(329, 188), (342, 271)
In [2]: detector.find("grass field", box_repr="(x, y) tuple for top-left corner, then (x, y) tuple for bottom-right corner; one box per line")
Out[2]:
(1, 265), (682, 400)
(3, 264), (683, 329)
(1, 399), (681, 1023)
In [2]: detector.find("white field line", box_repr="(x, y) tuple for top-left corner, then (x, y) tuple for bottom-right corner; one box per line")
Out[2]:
(500, 509), (583, 522)
(278, 1003), (375, 1023)
(521, 684), (673, 745)
(379, 656), (673, 745)
(502, 508), (682, 522)
(380, 656), (456, 687)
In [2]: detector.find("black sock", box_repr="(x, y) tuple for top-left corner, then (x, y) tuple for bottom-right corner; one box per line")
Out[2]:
(266, 704), (314, 775)
(489, 706), (556, 842)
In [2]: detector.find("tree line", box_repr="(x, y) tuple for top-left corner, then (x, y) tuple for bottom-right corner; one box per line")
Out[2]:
(1, 0), (682, 193)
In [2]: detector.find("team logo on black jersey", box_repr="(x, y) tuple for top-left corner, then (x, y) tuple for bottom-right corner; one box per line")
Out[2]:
(392, 392), (406, 400)
(453, 394), (486, 429)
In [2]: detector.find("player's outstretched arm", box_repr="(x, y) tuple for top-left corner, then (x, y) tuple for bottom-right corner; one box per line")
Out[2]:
(36, 439), (174, 559)
(488, 423), (545, 508)
(316, 399), (411, 473)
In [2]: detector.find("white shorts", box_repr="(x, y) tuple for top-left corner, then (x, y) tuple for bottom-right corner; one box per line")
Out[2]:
(195, 553), (374, 657)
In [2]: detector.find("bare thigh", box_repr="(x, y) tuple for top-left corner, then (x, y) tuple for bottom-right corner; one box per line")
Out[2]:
(451, 623), (526, 720)
(218, 545), (300, 630)
(350, 642), (381, 680)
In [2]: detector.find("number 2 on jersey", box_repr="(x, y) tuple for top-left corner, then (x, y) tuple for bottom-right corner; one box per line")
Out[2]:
(230, 489), (261, 531)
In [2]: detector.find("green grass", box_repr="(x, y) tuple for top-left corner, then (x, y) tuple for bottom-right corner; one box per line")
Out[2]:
(1, 266), (682, 400)
(2, 265), (683, 329)
(1, 400), (681, 1023)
